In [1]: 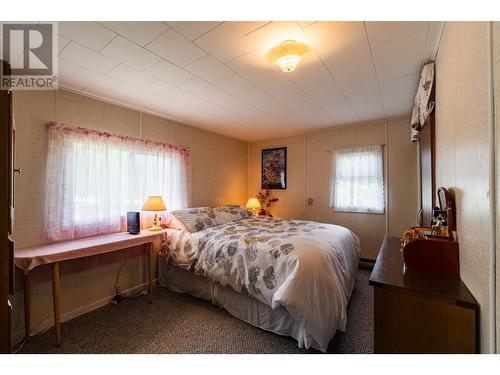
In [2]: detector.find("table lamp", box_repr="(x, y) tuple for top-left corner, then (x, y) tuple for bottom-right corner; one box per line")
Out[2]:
(142, 195), (167, 231)
(246, 197), (261, 216)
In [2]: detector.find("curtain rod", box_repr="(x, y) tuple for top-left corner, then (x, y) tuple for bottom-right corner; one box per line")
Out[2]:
(326, 144), (386, 153)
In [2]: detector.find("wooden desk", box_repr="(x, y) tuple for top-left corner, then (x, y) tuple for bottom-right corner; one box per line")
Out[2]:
(369, 237), (479, 353)
(15, 230), (166, 346)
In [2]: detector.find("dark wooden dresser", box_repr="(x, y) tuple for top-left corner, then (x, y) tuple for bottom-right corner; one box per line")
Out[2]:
(369, 237), (479, 353)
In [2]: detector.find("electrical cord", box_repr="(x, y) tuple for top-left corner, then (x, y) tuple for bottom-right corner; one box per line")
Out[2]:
(11, 314), (51, 353)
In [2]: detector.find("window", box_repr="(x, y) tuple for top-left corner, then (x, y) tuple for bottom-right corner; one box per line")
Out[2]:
(45, 123), (190, 241)
(329, 145), (384, 214)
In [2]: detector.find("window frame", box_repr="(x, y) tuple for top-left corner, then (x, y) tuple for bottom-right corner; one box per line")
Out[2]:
(329, 145), (386, 215)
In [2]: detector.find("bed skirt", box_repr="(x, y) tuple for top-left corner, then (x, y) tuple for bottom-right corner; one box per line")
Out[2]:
(157, 257), (327, 352)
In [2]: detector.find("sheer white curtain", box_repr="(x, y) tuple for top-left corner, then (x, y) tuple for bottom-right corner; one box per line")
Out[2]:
(45, 122), (190, 241)
(329, 145), (384, 214)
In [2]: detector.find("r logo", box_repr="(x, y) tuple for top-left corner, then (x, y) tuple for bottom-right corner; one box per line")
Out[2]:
(2, 23), (53, 75)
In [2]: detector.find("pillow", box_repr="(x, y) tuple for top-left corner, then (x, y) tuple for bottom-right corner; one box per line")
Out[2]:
(162, 212), (188, 231)
(169, 207), (218, 233)
(214, 205), (253, 225)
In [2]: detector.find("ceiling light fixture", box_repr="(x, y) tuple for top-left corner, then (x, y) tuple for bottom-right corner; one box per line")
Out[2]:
(267, 40), (311, 73)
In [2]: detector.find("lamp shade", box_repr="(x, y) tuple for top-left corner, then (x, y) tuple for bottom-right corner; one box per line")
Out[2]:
(246, 197), (261, 209)
(142, 196), (167, 211)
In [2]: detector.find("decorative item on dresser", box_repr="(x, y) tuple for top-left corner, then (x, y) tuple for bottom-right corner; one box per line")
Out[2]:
(255, 189), (278, 216)
(369, 189), (478, 353)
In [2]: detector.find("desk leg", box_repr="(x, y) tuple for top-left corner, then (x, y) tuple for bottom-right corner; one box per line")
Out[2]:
(24, 272), (31, 341)
(148, 243), (154, 304)
(52, 262), (61, 346)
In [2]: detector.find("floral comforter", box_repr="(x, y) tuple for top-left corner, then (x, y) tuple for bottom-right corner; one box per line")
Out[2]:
(161, 216), (360, 351)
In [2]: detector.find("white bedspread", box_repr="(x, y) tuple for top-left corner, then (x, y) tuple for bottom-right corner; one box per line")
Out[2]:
(161, 216), (360, 352)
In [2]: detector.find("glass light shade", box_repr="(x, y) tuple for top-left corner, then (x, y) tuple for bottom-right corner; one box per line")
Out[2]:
(267, 40), (311, 73)
(246, 197), (261, 209)
(276, 55), (301, 72)
(142, 195), (167, 211)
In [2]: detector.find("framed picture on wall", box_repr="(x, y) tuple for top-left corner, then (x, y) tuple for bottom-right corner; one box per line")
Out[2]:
(261, 147), (287, 189)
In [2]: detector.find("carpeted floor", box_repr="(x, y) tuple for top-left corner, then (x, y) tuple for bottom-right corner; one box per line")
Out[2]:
(18, 268), (373, 354)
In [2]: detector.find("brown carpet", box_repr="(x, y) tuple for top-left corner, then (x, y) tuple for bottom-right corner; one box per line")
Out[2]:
(18, 269), (373, 354)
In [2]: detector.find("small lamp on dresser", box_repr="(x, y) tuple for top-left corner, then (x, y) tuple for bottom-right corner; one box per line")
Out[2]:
(142, 196), (167, 231)
(246, 197), (261, 216)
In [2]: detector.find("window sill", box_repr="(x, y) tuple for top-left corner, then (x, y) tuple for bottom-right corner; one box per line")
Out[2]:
(332, 208), (385, 215)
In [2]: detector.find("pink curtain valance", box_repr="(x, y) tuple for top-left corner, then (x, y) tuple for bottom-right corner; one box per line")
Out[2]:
(47, 121), (190, 157)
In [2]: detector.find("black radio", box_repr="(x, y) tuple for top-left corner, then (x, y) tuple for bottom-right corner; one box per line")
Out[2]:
(127, 212), (140, 235)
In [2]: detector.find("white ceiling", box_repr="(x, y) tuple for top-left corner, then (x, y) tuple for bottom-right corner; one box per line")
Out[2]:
(51, 21), (443, 141)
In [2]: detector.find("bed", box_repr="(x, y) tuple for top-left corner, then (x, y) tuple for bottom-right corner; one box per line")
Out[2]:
(157, 206), (360, 352)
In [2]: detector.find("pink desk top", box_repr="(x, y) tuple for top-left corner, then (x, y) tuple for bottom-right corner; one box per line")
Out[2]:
(15, 230), (167, 273)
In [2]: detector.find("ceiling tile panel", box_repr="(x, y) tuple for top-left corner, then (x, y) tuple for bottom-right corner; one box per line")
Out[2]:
(58, 58), (81, 78)
(423, 22), (445, 61)
(321, 39), (376, 85)
(100, 36), (161, 71)
(178, 78), (267, 119)
(289, 53), (337, 90)
(167, 21), (222, 41)
(315, 94), (360, 124)
(184, 55), (234, 82)
(371, 32), (427, 68)
(348, 97), (386, 120)
(145, 80), (185, 99)
(381, 90), (415, 117)
(146, 29), (207, 66)
(72, 68), (121, 90)
(227, 48), (290, 90)
(213, 75), (283, 111)
(58, 21), (117, 51)
(341, 78), (380, 97)
(99, 21), (169, 46)
(107, 64), (157, 88)
(379, 74), (419, 97)
(58, 35), (70, 54)
(298, 81), (344, 100)
(376, 56), (423, 82)
(303, 22), (367, 56)
(365, 21), (429, 48)
(194, 21), (269, 61)
(59, 76), (89, 91)
(145, 60), (194, 85)
(110, 84), (153, 102)
(59, 42), (119, 74)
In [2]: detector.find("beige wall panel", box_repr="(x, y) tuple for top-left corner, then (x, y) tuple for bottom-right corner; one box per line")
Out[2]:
(355, 122), (386, 146)
(102, 103), (140, 137)
(353, 213), (386, 259)
(435, 21), (493, 353)
(54, 90), (104, 131)
(387, 118), (419, 238)
(212, 135), (248, 207)
(12, 91), (55, 248)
